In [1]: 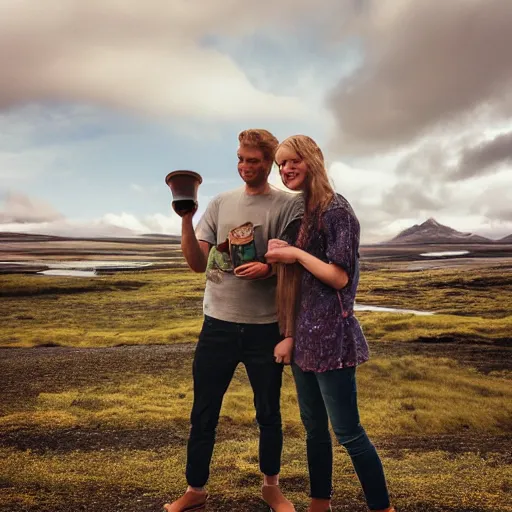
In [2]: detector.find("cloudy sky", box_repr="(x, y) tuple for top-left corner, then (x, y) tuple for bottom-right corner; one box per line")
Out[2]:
(1, 0), (511, 243)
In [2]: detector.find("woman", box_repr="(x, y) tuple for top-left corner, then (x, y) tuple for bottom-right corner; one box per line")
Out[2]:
(265, 135), (395, 512)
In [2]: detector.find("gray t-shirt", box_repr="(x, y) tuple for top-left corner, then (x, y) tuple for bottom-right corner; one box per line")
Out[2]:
(195, 186), (302, 324)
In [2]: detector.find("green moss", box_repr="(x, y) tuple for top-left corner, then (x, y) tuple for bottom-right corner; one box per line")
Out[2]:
(0, 270), (205, 347)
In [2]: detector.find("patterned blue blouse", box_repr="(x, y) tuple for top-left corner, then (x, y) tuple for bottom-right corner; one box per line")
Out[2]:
(283, 193), (370, 372)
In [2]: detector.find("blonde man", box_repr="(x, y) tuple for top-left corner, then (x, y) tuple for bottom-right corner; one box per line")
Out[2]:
(164, 129), (301, 512)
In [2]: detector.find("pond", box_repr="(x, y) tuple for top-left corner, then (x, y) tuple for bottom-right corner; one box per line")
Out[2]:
(0, 260), (156, 277)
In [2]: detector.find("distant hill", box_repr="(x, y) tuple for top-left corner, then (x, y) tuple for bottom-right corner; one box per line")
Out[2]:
(0, 231), (181, 245)
(387, 218), (493, 244)
(0, 232), (66, 242)
(140, 233), (181, 241)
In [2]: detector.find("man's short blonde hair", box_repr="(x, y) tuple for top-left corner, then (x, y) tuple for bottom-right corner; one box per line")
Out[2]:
(238, 129), (279, 162)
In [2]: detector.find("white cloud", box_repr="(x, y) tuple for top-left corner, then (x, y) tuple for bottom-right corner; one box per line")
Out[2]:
(0, 191), (64, 223)
(329, 160), (398, 203)
(328, 0), (512, 153)
(0, 219), (134, 238)
(0, 0), (321, 121)
(102, 212), (182, 235)
(0, 190), (184, 236)
(325, 152), (512, 243)
(0, 211), (184, 238)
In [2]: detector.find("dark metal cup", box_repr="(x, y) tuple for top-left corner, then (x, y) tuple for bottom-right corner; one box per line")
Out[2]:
(165, 170), (202, 217)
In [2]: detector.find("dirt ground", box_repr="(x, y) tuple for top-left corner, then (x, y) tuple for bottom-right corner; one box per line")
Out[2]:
(1, 341), (511, 453)
(2, 339), (510, 402)
(1, 342), (511, 512)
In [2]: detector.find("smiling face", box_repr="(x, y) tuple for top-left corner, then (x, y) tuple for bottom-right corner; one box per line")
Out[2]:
(275, 146), (308, 191)
(237, 145), (270, 188)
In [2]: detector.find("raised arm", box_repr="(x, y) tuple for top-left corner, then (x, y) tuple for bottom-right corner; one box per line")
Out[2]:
(181, 213), (210, 273)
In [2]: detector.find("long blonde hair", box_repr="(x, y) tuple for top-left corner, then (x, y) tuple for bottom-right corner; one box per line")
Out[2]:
(275, 135), (335, 337)
(277, 135), (334, 214)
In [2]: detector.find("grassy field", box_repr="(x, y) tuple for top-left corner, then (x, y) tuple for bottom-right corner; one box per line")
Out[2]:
(1, 267), (511, 348)
(1, 265), (511, 511)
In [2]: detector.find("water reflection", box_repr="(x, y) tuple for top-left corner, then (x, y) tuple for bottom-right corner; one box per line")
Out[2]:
(40, 269), (97, 277)
(420, 251), (469, 257)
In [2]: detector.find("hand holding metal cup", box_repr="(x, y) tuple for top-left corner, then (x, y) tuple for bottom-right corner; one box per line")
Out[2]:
(164, 170), (203, 217)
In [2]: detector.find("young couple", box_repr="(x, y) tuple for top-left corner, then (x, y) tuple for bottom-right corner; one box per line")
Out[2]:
(163, 129), (395, 512)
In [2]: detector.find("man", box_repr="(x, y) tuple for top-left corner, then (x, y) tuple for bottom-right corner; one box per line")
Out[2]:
(164, 129), (301, 512)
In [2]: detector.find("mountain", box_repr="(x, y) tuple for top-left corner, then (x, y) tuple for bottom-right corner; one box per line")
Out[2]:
(498, 234), (512, 243)
(387, 218), (493, 244)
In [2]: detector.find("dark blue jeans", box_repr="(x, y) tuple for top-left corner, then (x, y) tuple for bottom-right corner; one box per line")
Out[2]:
(186, 316), (284, 487)
(292, 364), (390, 510)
